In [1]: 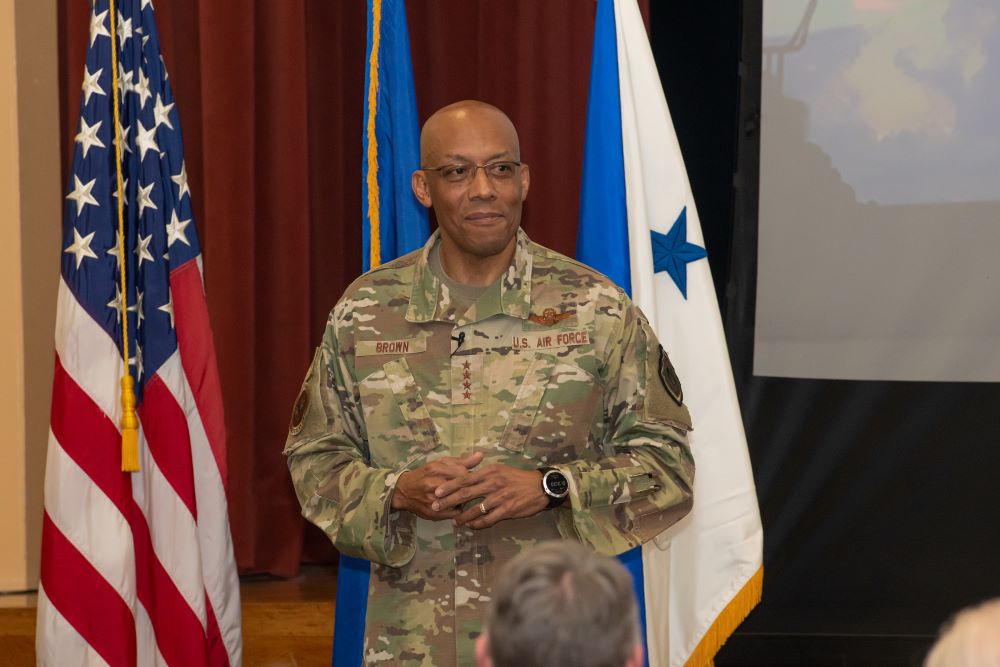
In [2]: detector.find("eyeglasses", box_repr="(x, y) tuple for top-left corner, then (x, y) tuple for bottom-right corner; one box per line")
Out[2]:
(421, 160), (522, 184)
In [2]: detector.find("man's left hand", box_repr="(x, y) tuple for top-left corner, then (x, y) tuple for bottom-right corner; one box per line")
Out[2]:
(431, 463), (549, 530)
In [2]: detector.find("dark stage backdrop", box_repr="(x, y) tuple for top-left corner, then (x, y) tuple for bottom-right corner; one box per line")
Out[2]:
(57, 0), (648, 577)
(653, 3), (1000, 665)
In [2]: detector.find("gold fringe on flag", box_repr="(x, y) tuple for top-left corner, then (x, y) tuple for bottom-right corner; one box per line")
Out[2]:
(107, 0), (140, 472)
(684, 566), (764, 667)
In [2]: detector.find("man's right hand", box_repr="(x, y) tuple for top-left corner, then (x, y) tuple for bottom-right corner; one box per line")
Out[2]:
(390, 451), (483, 520)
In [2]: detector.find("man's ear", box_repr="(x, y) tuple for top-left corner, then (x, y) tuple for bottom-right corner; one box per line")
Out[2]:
(412, 170), (433, 208)
(519, 163), (530, 201)
(475, 633), (494, 667)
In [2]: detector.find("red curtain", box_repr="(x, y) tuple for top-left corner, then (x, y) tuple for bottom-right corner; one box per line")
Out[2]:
(58, 0), (648, 577)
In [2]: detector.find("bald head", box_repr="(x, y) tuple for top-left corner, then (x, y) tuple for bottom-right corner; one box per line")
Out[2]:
(411, 100), (530, 275)
(925, 598), (1000, 667)
(420, 100), (521, 167)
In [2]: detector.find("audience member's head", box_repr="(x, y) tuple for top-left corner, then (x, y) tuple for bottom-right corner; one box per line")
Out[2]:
(477, 541), (643, 667)
(925, 597), (1000, 667)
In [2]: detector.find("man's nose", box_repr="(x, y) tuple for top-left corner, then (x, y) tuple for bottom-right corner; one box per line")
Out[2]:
(467, 166), (497, 199)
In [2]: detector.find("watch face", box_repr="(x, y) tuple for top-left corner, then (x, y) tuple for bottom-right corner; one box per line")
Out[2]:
(544, 470), (569, 497)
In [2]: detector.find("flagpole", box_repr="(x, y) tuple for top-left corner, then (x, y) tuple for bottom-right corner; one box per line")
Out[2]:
(107, 0), (140, 472)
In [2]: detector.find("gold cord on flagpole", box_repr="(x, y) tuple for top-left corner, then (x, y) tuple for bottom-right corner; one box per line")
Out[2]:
(107, 0), (140, 472)
(365, 0), (383, 269)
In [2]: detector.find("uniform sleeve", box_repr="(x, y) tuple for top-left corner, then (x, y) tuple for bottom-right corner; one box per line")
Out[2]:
(283, 309), (416, 568)
(554, 292), (695, 555)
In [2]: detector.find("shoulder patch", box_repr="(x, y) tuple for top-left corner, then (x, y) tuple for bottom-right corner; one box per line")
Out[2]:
(658, 346), (683, 406)
(288, 387), (310, 436)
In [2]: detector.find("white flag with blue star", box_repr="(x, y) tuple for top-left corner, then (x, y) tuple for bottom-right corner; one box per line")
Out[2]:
(578, 1), (763, 665)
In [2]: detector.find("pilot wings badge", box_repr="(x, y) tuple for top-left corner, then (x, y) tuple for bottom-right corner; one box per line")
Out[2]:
(528, 307), (576, 327)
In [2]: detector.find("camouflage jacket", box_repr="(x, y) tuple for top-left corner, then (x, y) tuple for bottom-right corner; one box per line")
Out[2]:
(284, 229), (695, 666)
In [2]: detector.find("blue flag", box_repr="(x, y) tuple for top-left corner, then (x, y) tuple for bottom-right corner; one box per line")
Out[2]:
(577, 1), (649, 664)
(336, 1), (427, 664)
(577, 1), (763, 665)
(360, 0), (429, 272)
(578, 0), (630, 296)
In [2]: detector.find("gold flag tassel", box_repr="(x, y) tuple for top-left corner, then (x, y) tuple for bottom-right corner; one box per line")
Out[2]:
(108, 0), (139, 471)
(120, 375), (140, 470)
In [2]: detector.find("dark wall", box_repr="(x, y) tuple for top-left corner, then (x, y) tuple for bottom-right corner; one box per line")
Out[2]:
(649, 2), (740, 308)
(650, 3), (1000, 666)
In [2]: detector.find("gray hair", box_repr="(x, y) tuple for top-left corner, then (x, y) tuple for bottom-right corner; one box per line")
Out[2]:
(484, 541), (640, 667)
(925, 598), (1000, 667)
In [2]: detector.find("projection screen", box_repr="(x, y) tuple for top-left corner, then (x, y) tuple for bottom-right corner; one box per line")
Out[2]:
(755, 0), (1000, 382)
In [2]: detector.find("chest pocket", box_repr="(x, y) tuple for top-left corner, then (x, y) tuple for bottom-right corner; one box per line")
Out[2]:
(491, 354), (601, 457)
(359, 356), (442, 461)
(496, 356), (552, 453)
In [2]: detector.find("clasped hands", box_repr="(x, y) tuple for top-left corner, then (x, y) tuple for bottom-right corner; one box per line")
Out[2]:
(390, 452), (549, 529)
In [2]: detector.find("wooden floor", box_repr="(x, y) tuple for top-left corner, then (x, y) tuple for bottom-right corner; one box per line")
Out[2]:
(0, 564), (339, 667)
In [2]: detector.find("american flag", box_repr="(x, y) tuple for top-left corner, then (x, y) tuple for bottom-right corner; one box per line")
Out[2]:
(36, 0), (242, 665)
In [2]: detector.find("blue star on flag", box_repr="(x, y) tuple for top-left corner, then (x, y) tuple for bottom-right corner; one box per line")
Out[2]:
(650, 206), (707, 299)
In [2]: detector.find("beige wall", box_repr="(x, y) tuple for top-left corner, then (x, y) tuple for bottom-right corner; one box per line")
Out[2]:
(0, 0), (60, 592)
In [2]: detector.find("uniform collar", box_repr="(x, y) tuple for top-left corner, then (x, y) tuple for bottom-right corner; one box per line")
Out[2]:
(406, 228), (533, 324)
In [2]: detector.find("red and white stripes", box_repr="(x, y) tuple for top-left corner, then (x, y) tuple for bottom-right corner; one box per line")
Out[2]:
(38, 259), (242, 667)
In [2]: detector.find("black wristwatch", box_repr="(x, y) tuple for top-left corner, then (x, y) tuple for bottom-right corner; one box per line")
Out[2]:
(540, 467), (569, 508)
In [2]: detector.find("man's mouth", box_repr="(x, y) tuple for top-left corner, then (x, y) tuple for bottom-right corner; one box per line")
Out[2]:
(464, 212), (504, 222)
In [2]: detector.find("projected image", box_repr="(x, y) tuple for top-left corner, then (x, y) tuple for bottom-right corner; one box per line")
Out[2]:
(755, 0), (1000, 382)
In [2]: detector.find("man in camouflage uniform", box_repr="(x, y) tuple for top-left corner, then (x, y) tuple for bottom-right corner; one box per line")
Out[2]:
(284, 100), (695, 666)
